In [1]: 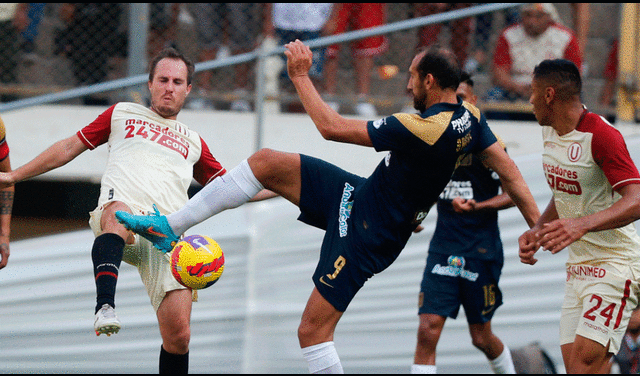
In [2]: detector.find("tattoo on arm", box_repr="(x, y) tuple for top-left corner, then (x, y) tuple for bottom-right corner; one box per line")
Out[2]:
(0, 191), (13, 215)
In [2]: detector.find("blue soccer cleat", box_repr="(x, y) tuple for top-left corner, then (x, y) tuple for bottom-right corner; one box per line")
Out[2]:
(115, 204), (179, 253)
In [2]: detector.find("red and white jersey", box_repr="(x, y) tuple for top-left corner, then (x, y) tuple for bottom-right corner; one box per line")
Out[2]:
(542, 109), (640, 265)
(493, 22), (582, 86)
(77, 102), (226, 214)
(0, 115), (9, 162)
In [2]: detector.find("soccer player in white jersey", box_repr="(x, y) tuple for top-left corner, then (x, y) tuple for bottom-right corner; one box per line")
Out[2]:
(0, 48), (236, 373)
(519, 59), (640, 373)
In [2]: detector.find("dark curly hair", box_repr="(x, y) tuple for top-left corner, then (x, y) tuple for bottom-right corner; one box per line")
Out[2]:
(416, 44), (461, 91)
(533, 59), (582, 100)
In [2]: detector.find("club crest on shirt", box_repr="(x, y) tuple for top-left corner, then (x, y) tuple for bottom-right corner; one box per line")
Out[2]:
(568, 142), (582, 162)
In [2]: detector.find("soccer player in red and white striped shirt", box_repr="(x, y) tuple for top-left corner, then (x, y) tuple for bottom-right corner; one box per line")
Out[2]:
(520, 59), (640, 373)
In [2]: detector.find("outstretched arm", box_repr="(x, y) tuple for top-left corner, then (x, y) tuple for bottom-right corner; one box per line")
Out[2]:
(478, 142), (540, 228)
(0, 155), (12, 270)
(0, 134), (88, 188)
(285, 39), (372, 147)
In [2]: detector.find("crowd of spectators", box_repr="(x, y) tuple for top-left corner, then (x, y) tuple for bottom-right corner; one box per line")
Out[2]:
(0, 3), (621, 118)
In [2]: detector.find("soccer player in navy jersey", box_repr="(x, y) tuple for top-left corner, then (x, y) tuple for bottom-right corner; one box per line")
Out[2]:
(117, 40), (540, 373)
(411, 73), (517, 374)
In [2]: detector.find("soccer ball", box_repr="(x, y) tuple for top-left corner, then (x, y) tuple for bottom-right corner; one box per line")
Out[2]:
(170, 235), (225, 289)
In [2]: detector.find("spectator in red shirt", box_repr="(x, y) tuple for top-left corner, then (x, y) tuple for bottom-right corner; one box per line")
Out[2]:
(599, 39), (618, 107)
(323, 3), (388, 117)
(488, 3), (582, 102)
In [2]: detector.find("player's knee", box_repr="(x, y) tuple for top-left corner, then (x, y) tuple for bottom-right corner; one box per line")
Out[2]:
(568, 350), (609, 373)
(471, 335), (491, 352)
(163, 327), (191, 354)
(297, 320), (316, 344)
(249, 148), (279, 170)
(415, 321), (441, 349)
(249, 148), (299, 186)
(297, 319), (331, 347)
(251, 148), (297, 170)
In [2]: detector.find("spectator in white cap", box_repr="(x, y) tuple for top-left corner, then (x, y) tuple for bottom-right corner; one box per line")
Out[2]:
(488, 3), (582, 104)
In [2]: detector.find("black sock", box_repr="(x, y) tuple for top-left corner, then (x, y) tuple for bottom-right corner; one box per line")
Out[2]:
(159, 345), (189, 374)
(92, 233), (125, 313)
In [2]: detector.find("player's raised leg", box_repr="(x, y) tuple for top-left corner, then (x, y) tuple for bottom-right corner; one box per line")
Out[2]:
(116, 149), (301, 251)
(115, 204), (180, 253)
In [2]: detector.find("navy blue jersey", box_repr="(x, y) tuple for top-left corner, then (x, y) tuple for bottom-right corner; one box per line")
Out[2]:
(362, 99), (498, 254)
(297, 99), (499, 311)
(429, 145), (505, 262)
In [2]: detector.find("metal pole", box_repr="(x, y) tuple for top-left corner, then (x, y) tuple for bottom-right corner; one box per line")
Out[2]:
(254, 43), (266, 152)
(127, 3), (149, 104)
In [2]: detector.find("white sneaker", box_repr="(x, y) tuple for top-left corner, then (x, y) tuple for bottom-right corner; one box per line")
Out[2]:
(355, 101), (377, 117)
(94, 304), (121, 336)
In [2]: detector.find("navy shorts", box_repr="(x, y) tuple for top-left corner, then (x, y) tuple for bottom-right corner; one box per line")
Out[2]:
(298, 154), (378, 312)
(418, 252), (503, 324)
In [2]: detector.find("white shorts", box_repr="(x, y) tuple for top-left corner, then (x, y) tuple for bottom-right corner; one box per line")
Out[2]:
(89, 202), (193, 312)
(560, 262), (640, 354)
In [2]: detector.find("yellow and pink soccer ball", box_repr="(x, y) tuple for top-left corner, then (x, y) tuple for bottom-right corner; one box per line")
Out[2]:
(170, 235), (225, 290)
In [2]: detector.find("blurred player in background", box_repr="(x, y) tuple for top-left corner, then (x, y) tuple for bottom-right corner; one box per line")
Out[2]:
(611, 307), (640, 373)
(0, 48), (228, 374)
(0, 115), (13, 271)
(519, 59), (640, 373)
(116, 40), (540, 374)
(411, 73), (516, 374)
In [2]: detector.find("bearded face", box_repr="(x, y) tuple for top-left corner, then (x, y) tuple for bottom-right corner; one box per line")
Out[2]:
(413, 79), (428, 114)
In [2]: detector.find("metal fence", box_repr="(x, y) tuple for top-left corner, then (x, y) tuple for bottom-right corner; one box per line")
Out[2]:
(0, 4), (518, 104)
(0, 3), (627, 147)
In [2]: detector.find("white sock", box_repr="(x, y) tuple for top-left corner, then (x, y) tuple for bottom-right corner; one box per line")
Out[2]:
(489, 346), (516, 374)
(167, 159), (264, 235)
(301, 341), (344, 374)
(411, 364), (437, 374)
